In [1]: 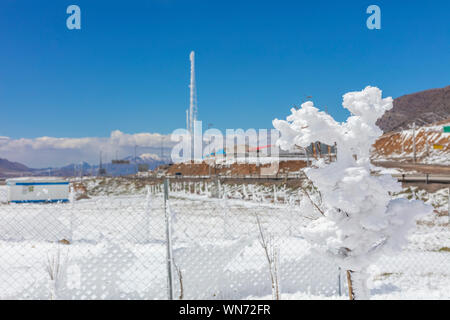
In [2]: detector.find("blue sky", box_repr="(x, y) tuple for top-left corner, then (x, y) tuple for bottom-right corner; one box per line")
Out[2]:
(0, 1), (449, 144)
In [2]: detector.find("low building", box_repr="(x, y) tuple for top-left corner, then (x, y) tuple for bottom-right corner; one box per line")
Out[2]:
(6, 177), (69, 203)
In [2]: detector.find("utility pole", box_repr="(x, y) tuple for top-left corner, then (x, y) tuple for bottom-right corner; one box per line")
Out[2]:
(161, 136), (164, 161)
(311, 142), (316, 159)
(412, 122), (417, 163)
(334, 142), (337, 161)
(99, 151), (102, 177)
(306, 148), (310, 166)
(134, 145), (138, 175)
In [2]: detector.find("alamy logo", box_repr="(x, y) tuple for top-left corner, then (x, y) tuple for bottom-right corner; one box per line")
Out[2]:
(170, 121), (281, 175)
(366, 5), (381, 30)
(66, 5), (81, 30)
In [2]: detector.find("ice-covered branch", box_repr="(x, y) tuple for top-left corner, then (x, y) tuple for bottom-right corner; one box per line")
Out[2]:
(273, 86), (433, 299)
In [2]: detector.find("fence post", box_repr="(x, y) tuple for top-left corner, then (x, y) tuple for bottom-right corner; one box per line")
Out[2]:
(69, 183), (75, 242)
(145, 186), (151, 243)
(334, 142), (337, 161)
(338, 267), (342, 296)
(164, 178), (175, 300)
(273, 185), (277, 203)
(212, 177), (219, 198)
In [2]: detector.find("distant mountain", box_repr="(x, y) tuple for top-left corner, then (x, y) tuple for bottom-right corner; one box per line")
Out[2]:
(0, 153), (170, 178)
(0, 158), (33, 178)
(376, 85), (450, 133)
(45, 162), (93, 177)
(50, 154), (169, 177)
(101, 154), (167, 176)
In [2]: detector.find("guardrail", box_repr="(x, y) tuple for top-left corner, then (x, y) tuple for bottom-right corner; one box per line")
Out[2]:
(393, 174), (450, 184)
(166, 173), (304, 180)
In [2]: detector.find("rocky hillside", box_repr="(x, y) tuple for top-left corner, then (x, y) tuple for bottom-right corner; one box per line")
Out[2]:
(376, 86), (450, 133)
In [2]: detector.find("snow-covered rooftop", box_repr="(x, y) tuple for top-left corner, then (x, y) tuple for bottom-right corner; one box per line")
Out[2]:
(6, 177), (68, 183)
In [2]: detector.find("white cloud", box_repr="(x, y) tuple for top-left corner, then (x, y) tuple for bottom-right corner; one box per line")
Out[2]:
(0, 131), (174, 168)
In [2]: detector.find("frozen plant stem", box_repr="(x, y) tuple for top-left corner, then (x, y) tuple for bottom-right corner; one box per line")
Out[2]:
(46, 246), (68, 300)
(174, 262), (184, 300)
(346, 270), (354, 300)
(255, 214), (280, 300)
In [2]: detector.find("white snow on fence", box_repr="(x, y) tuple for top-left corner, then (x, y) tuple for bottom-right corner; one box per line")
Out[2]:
(0, 184), (448, 300)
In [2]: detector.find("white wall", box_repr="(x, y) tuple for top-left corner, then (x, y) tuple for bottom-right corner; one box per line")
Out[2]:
(7, 180), (69, 203)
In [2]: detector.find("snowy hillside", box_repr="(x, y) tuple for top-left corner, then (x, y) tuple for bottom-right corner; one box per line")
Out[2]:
(372, 120), (450, 165)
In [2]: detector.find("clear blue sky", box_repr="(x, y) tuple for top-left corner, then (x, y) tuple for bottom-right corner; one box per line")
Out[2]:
(1, 0), (449, 139)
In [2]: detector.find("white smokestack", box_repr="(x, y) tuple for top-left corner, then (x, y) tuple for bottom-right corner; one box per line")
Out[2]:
(189, 51), (197, 135)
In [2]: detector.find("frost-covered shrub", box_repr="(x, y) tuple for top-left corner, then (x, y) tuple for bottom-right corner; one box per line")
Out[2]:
(273, 86), (432, 299)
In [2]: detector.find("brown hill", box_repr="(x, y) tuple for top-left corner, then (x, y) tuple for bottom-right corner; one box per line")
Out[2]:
(376, 86), (450, 133)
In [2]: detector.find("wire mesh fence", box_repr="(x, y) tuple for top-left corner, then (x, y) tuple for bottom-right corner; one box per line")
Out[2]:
(0, 178), (448, 300)
(0, 192), (167, 299)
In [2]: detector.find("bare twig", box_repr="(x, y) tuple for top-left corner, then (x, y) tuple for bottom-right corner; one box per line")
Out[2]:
(174, 262), (184, 300)
(46, 246), (68, 300)
(255, 214), (280, 300)
(346, 270), (354, 300)
(299, 185), (325, 216)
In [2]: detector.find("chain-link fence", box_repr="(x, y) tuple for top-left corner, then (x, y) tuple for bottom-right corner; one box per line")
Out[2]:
(0, 189), (168, 300)
(0, 179), (449, 299)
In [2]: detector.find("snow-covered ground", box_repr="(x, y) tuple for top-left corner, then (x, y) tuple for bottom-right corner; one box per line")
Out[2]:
(0, 185), (448, 300)
(0, 185), (7, 203)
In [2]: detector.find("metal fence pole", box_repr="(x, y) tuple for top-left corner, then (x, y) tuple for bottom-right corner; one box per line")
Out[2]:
(69, 183), (75, 243)
(338, 267), (342, 296)
(145, 186), (151, 243)
(164, 178), (175, 300)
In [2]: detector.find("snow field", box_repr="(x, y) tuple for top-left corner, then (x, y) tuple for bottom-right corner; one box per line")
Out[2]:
(0, 188), (448, 299)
